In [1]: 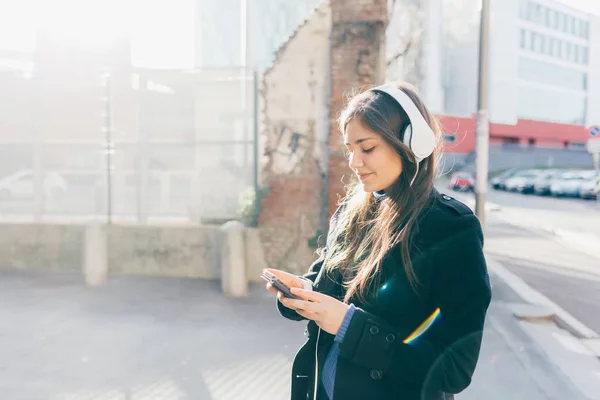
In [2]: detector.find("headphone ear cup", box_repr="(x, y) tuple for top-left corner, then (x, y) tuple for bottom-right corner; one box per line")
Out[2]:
(402, 124), (413, 151)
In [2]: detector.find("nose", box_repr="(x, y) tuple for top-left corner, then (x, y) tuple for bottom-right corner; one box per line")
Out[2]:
(348, 151), (364, 170)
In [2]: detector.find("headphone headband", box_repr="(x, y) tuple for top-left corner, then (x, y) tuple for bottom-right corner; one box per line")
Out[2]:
(369, 84), (435, 162)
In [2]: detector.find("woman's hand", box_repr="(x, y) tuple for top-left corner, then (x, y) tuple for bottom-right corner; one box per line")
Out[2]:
(279, 288), (350, 336)
(263, 268), (307, 297)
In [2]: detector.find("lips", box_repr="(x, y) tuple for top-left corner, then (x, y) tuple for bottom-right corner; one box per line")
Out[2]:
(357, 173), (372, 181)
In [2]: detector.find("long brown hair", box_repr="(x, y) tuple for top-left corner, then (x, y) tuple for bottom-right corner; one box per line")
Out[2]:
(323, 81), (442, 304)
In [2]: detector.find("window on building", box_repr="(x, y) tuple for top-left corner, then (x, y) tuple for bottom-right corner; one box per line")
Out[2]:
(568, 16), (575, 35)
(550, 38), (558, 57)
(583, 47), (589, 64)
(442, 134), (457, 143)
(581, 21), (589, 38)
(524, 29), (532, 50)
(533, 32), (541, 53)
(557, 39), (563, 58)
(574, 19), (581, 37)
(540, 35), (548, 54)
(559, 13), (566, 32)
(518, 57), (587, 90)
(570, 142), (587, 150)
(544, 7), (551, 27)
(520, 0), (528, 19)
(566, 42), (573, 61)
(551, 10), (558, 29)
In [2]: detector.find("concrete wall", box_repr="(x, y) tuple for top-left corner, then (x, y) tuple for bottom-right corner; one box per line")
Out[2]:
(328, 0), (387, 217)
(0, 224), (84, 272)
(442, 145), (594, 174)
(259, 2), (331, 275)
(108, 224), (222, 279)
(0, 223), (268, 283)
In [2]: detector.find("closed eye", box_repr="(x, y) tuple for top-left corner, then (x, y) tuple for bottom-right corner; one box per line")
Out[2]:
(363, 147), (375, 153)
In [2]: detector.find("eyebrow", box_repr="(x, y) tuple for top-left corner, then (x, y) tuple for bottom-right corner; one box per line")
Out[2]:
(344, 137), (377, 146)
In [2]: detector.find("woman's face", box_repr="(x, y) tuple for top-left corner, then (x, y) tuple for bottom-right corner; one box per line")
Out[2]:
(344, 118), (403, 193)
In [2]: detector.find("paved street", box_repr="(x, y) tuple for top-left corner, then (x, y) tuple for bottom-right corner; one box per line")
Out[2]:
(0, 266), (592, 400)
(438, 183), (600, 336)
(443, 181), (600, 237)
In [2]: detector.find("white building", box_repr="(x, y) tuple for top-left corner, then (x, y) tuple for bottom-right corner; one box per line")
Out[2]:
(195, 0), (321, 71)
(440, 0), (600, 127)
(388, 0), (600, 127)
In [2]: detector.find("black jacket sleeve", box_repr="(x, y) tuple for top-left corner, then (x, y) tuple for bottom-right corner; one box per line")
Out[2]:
(276, 205), (345, 321)
(337, 214), (492, 393)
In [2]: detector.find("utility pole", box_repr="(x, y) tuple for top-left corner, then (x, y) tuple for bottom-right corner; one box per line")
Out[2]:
(104, 73), (113, 224)
(475, 0), (490, 229)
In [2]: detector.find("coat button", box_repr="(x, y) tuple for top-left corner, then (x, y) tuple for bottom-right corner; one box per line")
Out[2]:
(370, 369), (382, 380)
(386, 333), (396, 343)
(442, 194), (451, 200)
(369, 326), (379, 335)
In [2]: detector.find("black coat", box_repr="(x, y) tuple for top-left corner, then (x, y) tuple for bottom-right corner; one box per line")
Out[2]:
(277, 189), (492, 400)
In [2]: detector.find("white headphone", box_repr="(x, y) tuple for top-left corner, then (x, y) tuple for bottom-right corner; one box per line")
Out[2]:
(369, 84), (436, 163)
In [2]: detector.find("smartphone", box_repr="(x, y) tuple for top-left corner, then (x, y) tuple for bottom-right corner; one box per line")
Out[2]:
(261, 271), (301, 300)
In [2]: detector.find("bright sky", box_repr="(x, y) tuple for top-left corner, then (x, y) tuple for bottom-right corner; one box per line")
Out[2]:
(0, 0), (599, 68)
(0, 0), (195, 68)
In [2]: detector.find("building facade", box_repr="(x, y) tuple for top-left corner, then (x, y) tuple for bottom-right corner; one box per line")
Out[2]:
(442, 0), (600, 128)
(194, 0), (321, 70)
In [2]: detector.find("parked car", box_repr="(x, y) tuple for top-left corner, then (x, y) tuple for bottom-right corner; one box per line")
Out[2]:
(448, 171), (475, 192)
(490, 169), (519, 190)
(504, 170), (541, 192)
(533, 170), (563, 196)
(0, 170), (67, 200)
(578, 174), (600, 199)
(550, 172), (589, 197)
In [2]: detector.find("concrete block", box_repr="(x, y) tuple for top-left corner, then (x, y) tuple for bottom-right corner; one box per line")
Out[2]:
(107, 224), (220, 279)
(84, 223), (108, 286)
(220, 221), (248, 297)
(245, 228), (268, 283)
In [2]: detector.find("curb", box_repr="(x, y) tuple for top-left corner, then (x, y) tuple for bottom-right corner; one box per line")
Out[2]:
(487, 255), (599, 341)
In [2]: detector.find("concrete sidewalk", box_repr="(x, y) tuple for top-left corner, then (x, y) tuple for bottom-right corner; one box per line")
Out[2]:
(443, 187), (600, 264)
(0, 268), (593, 400)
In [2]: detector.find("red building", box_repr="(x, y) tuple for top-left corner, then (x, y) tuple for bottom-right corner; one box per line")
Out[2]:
(437, 114), (591, 154)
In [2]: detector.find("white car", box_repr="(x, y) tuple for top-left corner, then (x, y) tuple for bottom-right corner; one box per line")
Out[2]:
(0, 170), (67, 200)
(579, 175), (600, 199)
(504, 171), (540, 192)
(550, 172), (589, 197)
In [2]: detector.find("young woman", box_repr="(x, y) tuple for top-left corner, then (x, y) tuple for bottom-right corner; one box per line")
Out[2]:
(265, 81), (491, 400)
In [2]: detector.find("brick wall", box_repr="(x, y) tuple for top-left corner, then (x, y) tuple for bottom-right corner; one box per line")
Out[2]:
(328, 0), (387, 217)
(258, 3), (332, 274)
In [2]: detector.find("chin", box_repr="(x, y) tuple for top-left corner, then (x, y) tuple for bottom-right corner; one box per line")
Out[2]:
(360, 182), (383, 193)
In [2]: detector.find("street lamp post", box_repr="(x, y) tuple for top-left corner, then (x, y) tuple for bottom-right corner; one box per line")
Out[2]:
(475, 0), (490, 229)
(104, 72), (113, 224)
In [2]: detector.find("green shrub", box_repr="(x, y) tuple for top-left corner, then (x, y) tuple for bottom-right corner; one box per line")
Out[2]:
(237, 185), (271, 227)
